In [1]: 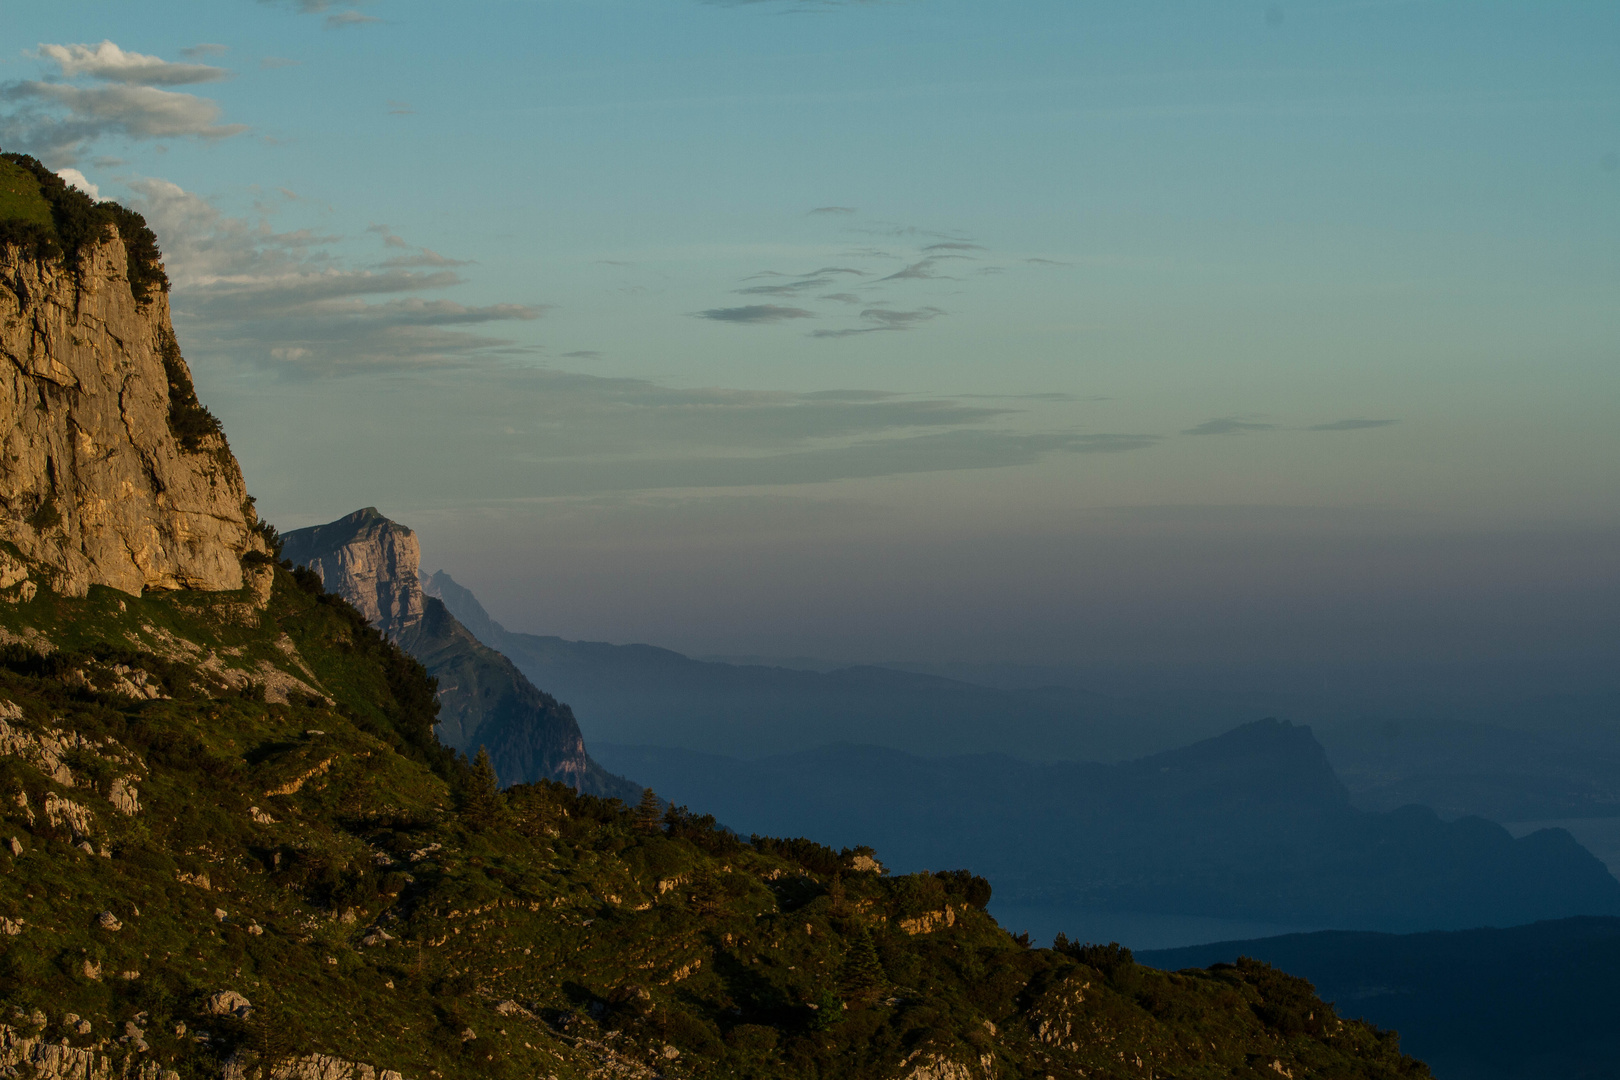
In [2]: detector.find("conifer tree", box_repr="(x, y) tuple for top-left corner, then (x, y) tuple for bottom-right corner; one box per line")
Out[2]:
(462, 747), (501, 828)
(635, 787), (663, 834)
(837, 924), (886, 1006)
(828, 871), (849, 917)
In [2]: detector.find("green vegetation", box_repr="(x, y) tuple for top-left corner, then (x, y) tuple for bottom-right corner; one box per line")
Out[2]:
(0, 158), (54, 231)
(0, 149), (170, 303)
(157, 326), (226, 452)
(0, 562), (1433, 1078)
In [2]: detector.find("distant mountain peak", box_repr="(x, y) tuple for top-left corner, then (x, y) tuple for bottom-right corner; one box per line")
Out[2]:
(281, 507), (424, 639)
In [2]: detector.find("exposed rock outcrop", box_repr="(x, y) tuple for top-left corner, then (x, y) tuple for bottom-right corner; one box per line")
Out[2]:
(0, 235), (262, 597)
(281, 510), (637, 799)
(280, 509), (423, 638)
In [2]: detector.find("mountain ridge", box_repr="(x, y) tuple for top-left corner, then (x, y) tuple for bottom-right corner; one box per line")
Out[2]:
(283, 510), (635, 800)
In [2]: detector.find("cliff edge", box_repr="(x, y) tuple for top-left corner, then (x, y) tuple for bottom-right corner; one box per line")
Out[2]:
(0, 158), (260, 596)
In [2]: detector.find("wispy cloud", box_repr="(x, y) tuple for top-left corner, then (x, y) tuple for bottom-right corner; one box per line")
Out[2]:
(696, 304), (816, 324)
(809, 205), (857, 215)
(326, 11), (382, 28)
(257, 0), (382, 27)
(1184, 418), (1279, 436)
(1, 41), (245, 165)
(735, 266), (865, 296)
(1309, 418), (1398, 431)
(180, 44), (231, 60)
(128, 178), (541, 374)
(270, 365), (1158, 499)
(809, 306), (944, 338)
(37, 41), (231, 86)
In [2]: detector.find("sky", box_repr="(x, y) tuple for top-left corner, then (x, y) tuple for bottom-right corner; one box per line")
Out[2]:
(4, 1), (1617, 688)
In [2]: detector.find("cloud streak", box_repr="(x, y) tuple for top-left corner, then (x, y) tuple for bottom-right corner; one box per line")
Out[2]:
(127, 178), (542, 374)
(809, 306), (945, 338)
(1184, 418), (1280, 436)
(696, 304), (815, 324)
(1310, 419), (1398, 431)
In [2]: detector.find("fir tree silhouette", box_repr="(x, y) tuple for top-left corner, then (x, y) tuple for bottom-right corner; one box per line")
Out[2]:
(837, 924), (886, 1006)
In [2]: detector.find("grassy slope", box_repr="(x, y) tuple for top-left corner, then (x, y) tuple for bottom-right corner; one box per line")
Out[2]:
(0, 159), (53, 228)
(0, 565), (1430, 1079)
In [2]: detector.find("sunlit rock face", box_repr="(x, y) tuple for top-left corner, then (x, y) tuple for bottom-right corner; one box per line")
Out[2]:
(0, 236), (260, 597)
(281, 507), (426, 638)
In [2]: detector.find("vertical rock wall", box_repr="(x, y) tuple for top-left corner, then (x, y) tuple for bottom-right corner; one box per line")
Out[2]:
(0, 237), (260, 596)
(279, 508), (425, 638)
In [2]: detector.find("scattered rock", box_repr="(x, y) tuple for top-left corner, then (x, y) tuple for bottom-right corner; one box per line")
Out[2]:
(97, 910), (122, 931)
(495, 999), (534, 1018)
(662, 1045), (681, 1060)
(82, 959), (101, 981)
(205, 990), (252, 1019)
(121, 970), (140, 980)
(461, 1027), (477, 1042)
(176, 871), (211, 890)
(6, 837), (20, 856)
(214, 908), (229, 922)
(249, 805), (277, 825)
(0, 917), (22, 935)
(247, 923), (264, 936)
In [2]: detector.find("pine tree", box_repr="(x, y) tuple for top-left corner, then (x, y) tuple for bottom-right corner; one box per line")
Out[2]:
(828, 872), (849, 917)
(635, 788), (663, 834)
(462, 747), (501, 828)
(836, 924), (886, 1006)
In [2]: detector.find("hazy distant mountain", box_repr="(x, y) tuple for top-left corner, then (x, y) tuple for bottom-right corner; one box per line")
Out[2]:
(426, 567), (1620, 822)
(421, 570), (1220, 761)
(284, 511), (636, 799)
(1142, 917), (1620, 1080)
(1318, 716), (1620, 821)
(592, 719), (1620, 933)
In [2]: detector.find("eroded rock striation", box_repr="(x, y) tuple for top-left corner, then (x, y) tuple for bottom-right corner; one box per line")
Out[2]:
(0, 235), (260, 596)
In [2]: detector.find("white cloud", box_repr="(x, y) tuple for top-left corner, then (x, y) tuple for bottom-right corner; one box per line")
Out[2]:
(2, 42), (245, 165)
(37, 41), (230, 86)
(55, 167), (100, 200)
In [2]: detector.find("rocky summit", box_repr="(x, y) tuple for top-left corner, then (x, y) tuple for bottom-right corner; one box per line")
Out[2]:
(0, 156), (1434, 1078)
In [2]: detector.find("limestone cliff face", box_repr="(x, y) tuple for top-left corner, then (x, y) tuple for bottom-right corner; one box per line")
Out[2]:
(0, 236), (259, 596)
(279, 508), (424, 638)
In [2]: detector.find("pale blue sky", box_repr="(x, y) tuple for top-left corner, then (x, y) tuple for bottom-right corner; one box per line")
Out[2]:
(4, 1), (1617, 676)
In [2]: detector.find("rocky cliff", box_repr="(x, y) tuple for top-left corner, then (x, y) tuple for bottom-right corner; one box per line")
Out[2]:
(280, 509), (424, 638)
(282, 510), (636, 799)
(0, 233), (261, 597)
